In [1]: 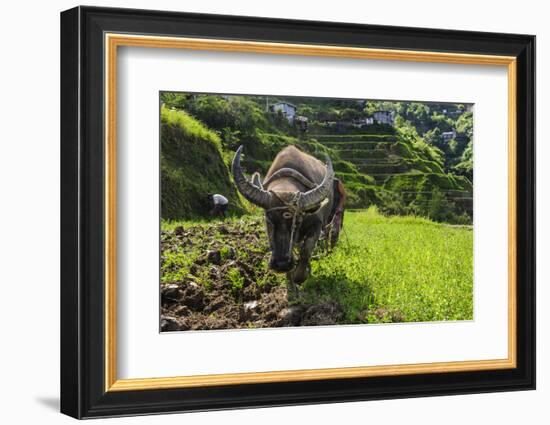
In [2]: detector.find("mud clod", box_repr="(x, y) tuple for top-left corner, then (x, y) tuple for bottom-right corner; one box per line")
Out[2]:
(180, 282), (205, 310)
(302, 302), (344, 326)
(277, 305), (305, 326)
(206, 249), (222, 265)
(161, 218), (346, 331)
(160, 315), (187, 332)
(161, 284), (183, 303)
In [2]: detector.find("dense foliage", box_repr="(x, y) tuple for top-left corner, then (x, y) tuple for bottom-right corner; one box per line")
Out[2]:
(161, 93), (473, 224)
(160, 106), (247, 219)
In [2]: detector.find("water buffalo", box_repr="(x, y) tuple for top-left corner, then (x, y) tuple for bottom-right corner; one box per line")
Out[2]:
(232, 145), (336, 286)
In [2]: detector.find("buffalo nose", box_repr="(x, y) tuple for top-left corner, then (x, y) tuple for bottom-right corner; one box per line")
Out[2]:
(269, 256), (293, 272)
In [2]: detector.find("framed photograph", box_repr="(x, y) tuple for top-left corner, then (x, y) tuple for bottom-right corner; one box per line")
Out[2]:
(60, 6), (535, 419)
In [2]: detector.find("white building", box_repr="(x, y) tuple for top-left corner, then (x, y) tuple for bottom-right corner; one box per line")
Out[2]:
(294, 115), (309, 132)
(270, 102), (297, 123)
(355, 117), (375, 125)
(373, 110), (394, 125)
(441, 130), (457, 141)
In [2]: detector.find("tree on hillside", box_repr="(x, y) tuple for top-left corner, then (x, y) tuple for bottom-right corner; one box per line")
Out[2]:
(427, 188), (457, 222)
(297, 105), (314, 118)
(185, 95), (234, 130)
(405, 102), (430, 123)
(341, 108), (360, 121)
(430, 111), (454, 132)
(456, 111), (473, 139)
(454, 141), (473, 181)
(424, 127), (442, 146)
(160, 92), (191, 109)
(317, 107), (340, 122)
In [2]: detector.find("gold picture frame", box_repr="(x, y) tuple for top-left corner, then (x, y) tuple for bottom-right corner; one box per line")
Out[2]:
(104, 33), (517, 392)
(61, 6), (535, 419)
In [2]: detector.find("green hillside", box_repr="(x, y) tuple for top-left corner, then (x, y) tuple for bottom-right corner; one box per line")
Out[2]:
(160, 93), (473, 224)
(160, 106), (247, 219)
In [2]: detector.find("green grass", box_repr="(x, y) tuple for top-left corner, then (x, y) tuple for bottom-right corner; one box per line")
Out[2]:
(303, 207), (473, 323)
(161, 208), (473, 325)
(161, 105), (223, 151)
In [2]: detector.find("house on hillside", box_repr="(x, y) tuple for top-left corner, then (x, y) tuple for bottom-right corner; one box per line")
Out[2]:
(294, 115), (309, 132)
(441, 130), (457, 141)
(441, 105), (467, 118)
(270, 102), (297, 123)
(355, 117), (375, 126)
(373, 110), (394, 125)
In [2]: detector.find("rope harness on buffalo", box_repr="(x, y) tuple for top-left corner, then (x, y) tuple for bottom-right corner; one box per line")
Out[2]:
(267, 188), (335, 261)
(267, 191), (305, 261)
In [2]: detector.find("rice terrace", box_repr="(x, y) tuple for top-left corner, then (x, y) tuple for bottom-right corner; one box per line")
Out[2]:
(160, 93), (474, 331)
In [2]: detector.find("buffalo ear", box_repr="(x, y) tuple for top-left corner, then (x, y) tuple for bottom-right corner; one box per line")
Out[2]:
(251, 172), (264, 190)
(304, 197), (330, 214)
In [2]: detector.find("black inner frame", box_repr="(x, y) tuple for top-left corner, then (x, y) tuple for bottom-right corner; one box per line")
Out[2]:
(61, 6), (535, 419)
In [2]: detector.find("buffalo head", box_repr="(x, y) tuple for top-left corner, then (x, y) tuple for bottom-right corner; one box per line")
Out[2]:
(232, 145), (334, 275)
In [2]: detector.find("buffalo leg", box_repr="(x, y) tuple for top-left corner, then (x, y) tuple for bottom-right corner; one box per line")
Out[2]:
(285, 276), (300, 301)
(290, 226), (321, 284)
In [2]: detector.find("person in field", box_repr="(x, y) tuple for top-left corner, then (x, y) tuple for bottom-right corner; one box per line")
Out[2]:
(209, 193), (229, 218)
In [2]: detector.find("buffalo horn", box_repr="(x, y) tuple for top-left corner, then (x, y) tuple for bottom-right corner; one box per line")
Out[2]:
(232, 146), (272, 208)
(299, 155), (334, 210)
